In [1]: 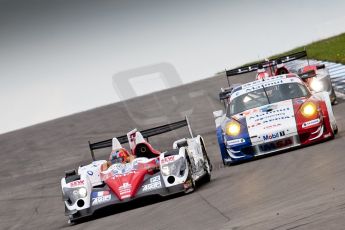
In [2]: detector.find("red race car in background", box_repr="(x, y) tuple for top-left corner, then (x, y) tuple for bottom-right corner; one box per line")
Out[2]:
(220, 51), (337, 105)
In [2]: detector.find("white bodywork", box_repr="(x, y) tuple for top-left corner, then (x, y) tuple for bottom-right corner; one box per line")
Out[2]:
(171, 135), (210, 183)
(62, 134), (210, 215)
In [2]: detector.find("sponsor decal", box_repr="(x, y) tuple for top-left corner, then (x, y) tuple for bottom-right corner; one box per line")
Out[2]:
(259, 138), (293, 152)
(234, 77), (299, 99)
(102, 169), (138, 182)
(92, 193), (111, 205)
(226, 138), (245, 146)
(302, 118), (320, 128)
(262, 131), (285, 141)
(243, 79), (284, 93)
(263, 124), (282, 129)
(69, 180), (84, 187)
(324, 133), (331, 138)
(111, 164), (135, 176)
(142, 175), (162, 192)
(87, 170), (93, 176)
(92, 191), (110, 197)
(260, 104), (278, 113)
(161, 156), (175, 164)
(248, 108), (291, 121)
(262, 116), (291, 124)
(247, 122), (262, 128)
(119, 182), (132, 195)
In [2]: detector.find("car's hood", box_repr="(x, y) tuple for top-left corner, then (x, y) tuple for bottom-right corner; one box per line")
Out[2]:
(238, 100), (298, 144)
(101, 159), (158, 200)
(105, 169), (147, 200)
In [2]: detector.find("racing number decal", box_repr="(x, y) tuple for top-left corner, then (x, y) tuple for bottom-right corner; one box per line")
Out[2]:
(142, 176), (162, 192)
(129, 132), (136, 143)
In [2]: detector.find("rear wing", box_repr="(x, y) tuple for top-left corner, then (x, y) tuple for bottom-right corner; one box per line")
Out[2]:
(88, 116), (194, 160)
(299, 70), (316, 79)
(225, 50), (307, 85)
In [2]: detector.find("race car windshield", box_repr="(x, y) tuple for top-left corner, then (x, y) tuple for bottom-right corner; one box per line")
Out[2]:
(228, 82), (309, 115)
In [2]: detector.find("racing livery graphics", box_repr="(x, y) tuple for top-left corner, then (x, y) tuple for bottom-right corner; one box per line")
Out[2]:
(61, 117), (212, 224)
(214, 75), (337, 165)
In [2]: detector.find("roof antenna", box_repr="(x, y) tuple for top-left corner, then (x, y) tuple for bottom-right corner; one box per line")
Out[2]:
(88, 141), (96, 161)
(225, 69), (230, 87)
(304, 47), (310, 66)
(265, 58), (273, 76)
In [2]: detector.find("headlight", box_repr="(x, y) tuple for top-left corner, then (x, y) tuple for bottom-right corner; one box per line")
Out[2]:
(72, 190), (79, 199)
(225, 121), (241, 136)
(310, 79), (323, 92)
(162, 164), (177, 176)
(301, 102), (317, 118)
(161, 166), (170, 176)
(78, 187), (87, 198)
(161, 158), (185, 176)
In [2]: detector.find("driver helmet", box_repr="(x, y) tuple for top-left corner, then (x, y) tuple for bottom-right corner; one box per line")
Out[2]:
(109, 148), (131, 164)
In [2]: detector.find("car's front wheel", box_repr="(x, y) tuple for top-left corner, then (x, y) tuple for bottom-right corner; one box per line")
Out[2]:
(185, 154), (196, 193)
(201, 143), (211, 182)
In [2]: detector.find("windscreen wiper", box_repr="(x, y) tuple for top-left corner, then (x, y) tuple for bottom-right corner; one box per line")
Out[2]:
(261, 84), (271, 105)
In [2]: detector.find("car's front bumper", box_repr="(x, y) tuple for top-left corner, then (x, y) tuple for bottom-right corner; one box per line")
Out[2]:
(225, 135), (301, 163)
(66, 183), (186, 221)
(223, 123), (333, 164)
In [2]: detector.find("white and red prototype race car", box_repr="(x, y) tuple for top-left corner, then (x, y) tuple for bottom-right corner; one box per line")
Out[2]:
(61, 118), (211, 223)
(214, 74), (337, 165)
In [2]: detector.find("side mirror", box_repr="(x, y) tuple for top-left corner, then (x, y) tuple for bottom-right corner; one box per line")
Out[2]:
(316, 64), (325, 70)
(213, 110), (224, 119)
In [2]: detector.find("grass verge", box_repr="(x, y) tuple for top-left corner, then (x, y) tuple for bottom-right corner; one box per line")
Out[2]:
(270, 32), (345, 64)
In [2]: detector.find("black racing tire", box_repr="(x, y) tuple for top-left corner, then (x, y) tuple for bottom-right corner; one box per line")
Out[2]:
(330, 87), (337, 105)
(222, 158), (227, 166)
(334, 124), (338, 135)
(185, 154), (196, 193)
(200, 142), (212, 183)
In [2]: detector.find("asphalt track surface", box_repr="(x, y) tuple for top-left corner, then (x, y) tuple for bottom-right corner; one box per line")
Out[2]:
(1, 72), (345, 230)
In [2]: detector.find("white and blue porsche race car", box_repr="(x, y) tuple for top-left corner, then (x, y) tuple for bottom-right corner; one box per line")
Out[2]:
(214, 74), (337, 165)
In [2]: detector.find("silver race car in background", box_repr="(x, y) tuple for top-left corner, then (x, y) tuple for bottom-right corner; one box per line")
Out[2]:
(298, 64), (337, 104)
